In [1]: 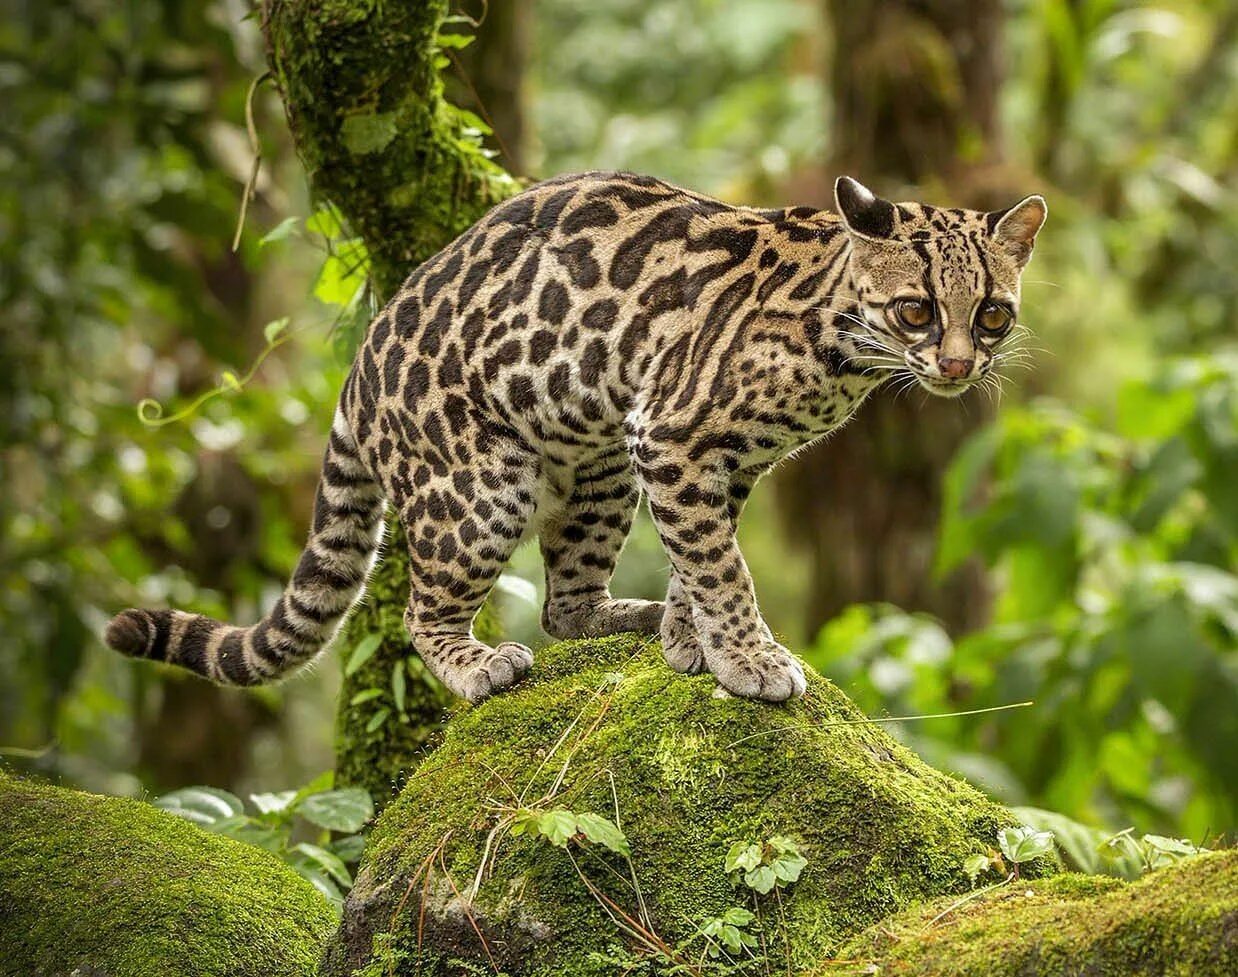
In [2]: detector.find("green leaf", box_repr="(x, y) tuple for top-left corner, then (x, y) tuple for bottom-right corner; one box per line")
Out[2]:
(963, 853), (994, 882)
(294, 842), (353, 888)
(341, 111), (399, 155)
(345, 634), (383, 676)
(153, 787), (245, 825)
(998, 825), (1055, 865)
(330, 834), (367, 863)
(305, 208), (342, 238)
(293, 863), (343, 912)
(349, 688), (384, 706)
(435, 31), (475, 50)
(725, 841), (762, 874)
(220, 370), (242, 392)
(536, 809), (578, 847)
(721, 907), (755, 926)
(249, 790), (297, 816)
(298, 788), (374, 833)
(391, 660), (406, 713)
(258, 217), (300, 247)
(364, 707), (390, 733)
(771, 850), (807, 883)
(1141, 834), (1206, 870)
(1012, 806), (1137, 878)
(743, 864), (778, 894)
(574, 812), (631, 857)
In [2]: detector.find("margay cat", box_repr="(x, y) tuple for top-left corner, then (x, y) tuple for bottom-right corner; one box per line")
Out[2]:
(107, 172), (1046, 703)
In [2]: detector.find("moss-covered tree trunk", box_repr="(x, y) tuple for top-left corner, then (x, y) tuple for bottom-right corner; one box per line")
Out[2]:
(259, 0), (519, 803)
(775, 0), (1008, 638)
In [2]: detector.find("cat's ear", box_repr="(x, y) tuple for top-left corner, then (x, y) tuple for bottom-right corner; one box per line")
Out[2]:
(988, 195), (1047, 264)
(834, 176), (897, 241)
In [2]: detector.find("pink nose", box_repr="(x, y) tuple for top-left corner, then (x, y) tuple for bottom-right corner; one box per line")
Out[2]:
(938, 357), (973, 380)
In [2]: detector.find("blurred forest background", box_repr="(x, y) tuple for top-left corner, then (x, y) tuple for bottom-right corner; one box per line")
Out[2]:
(2, 0), (1235, 851)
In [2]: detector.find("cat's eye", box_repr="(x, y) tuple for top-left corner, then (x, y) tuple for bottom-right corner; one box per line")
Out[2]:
(975, 301), (1013, 334)
(891, 298), (933, 331)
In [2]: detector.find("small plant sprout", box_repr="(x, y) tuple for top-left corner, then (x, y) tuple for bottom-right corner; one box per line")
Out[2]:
(1099, 829), (1209, 875)
(962, 824), (1055, 887)
(997, 825), (1055, 879)
(726, 835), (808, 895)
(510, 807), (632, 857)
(696, 907), (759, 959)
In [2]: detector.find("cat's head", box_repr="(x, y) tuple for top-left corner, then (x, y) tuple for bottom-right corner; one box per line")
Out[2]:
(834, 176), (1046, 398)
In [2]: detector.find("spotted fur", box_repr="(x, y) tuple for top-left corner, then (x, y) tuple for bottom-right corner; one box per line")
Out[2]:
(107, 172), (1045, 703)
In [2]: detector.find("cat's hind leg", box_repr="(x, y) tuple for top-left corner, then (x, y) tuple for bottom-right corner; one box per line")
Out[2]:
(397, 441), (539, 703)
(539, 446), (663, 640)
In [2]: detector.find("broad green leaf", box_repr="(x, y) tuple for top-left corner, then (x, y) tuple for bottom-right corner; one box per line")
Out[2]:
(330, 834), (367, 863)
(998, 825), (1055, 865)
(725, 842), (762, 873)
(574, 812), (631, 857)
(305, 208), (342, 238)
(537, 809), (578, 847)
(771, 850), (807, 883)
(345, 633), (383, 677)
(154, 786), (245, 825)
(293, 863), (343, 912)
(722, 907), (755, 926)
(743, 864), (777, 894)
(294, 842), (353, 888)
(250, 790), (297, 816)
(299, 788), (374, 833)
(349, 688), (384, 706)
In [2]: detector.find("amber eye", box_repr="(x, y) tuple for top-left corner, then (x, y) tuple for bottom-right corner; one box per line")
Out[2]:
(976, 301), (1013, 335)
(891, 298), (934, 331)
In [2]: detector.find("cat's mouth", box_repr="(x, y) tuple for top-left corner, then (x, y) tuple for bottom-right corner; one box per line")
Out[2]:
(914, 374), (973, 398)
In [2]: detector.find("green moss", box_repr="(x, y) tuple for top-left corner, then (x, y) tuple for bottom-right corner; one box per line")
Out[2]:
(827, 850), (1238, 976)
(261, 0), (520, 797)
(321, 636), (1056, 976)
(0, 772), (335, 977)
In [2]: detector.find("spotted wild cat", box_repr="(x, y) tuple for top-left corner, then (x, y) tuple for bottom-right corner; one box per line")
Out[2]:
(106, 172), (1046, 703)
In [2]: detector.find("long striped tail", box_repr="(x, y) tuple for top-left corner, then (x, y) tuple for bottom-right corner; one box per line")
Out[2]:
(105, 410), (385, 686)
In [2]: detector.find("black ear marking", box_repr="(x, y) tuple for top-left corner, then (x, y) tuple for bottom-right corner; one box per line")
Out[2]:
(834, 176), (896, 240)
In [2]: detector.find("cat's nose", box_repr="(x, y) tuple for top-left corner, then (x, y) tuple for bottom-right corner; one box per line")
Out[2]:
(938, 357), (974, 380)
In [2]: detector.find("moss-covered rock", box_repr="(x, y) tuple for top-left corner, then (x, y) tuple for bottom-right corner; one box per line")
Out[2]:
(828, 849), (1238, 975)
(0, 772), (335, 977)
(322, 635), (1055, 976)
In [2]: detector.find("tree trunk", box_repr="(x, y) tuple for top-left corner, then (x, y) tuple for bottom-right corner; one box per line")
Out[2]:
(259, 0), (519, 804)
(775, 0), (1007, 639)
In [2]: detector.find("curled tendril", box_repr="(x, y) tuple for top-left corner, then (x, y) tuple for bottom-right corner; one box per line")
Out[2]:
(134, 331), (293, 428)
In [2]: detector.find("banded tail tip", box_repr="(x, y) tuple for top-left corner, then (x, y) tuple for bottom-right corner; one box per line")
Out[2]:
(106, 609), (154, 658)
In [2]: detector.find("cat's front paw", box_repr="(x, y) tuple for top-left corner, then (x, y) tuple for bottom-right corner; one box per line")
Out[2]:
(706, 639), (806, 703)
(450, 642), (534, 703)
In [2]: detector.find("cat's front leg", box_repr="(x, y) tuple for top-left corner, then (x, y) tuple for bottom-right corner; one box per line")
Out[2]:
(634, 440), (805, 702)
